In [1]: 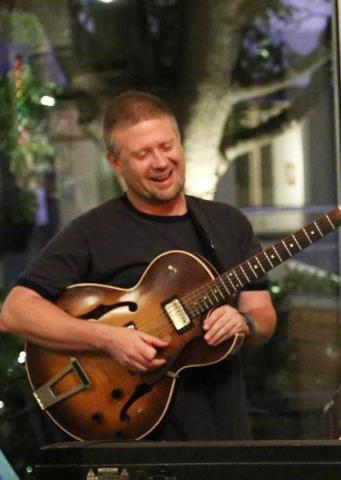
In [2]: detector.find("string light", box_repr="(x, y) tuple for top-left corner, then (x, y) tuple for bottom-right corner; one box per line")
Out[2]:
(271, 284), (281, 294)
(18, 351), (26, 364)
(40, 95), (56, 107)
(13, 55), (30, 148)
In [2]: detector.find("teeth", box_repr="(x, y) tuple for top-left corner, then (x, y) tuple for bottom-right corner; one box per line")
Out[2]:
(153, 172), (171, 181)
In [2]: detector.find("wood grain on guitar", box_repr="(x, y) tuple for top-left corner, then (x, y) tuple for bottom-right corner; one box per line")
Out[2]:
(25, 206), (341, 441)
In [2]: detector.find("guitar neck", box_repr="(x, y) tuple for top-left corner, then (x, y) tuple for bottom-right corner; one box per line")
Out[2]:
(184, 207), (341, 316)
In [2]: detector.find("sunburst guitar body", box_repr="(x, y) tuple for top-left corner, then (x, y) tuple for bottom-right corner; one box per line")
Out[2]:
(25, 206), (341, 440)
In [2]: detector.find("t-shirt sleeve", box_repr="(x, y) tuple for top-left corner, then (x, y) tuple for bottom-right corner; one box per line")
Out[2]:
(17, 218), (91, 299)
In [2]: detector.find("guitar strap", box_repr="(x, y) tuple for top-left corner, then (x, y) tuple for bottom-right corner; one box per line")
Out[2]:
(187, 196), (270, 294)
(186, 196), (227, 274)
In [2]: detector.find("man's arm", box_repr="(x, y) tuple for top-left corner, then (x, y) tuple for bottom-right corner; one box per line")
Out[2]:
(237, 290), (277, 347)
(203, 290), (276, 348)
(0, 286), (168, 371)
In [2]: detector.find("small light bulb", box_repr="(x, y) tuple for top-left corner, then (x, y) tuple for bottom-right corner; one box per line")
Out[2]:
(271, 285), (281, 294)
(40, 95), (56, 107)
(18, 351), (27, 364)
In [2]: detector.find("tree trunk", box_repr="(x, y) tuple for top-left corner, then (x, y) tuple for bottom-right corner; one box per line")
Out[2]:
(179, 0), (245, 199)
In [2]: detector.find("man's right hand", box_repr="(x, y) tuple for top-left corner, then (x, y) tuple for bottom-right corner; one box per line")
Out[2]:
(0, 286), (169, 373)
(102, 326), (169, 373)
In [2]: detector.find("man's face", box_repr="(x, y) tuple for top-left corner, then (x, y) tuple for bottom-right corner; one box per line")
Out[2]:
(108, 116), (185, 208)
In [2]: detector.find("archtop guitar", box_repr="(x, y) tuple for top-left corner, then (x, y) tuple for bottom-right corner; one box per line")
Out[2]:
(26, 206), (341, 440)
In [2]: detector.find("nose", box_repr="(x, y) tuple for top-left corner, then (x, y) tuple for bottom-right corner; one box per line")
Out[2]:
(151, 148), (168, 167)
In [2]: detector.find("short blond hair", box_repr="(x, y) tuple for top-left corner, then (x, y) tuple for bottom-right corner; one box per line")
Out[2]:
(103, 91), (177, 155)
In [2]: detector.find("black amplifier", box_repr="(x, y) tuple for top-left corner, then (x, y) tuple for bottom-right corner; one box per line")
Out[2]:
(36, 439), (341, 480)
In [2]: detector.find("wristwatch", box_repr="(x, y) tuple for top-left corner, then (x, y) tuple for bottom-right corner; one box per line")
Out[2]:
(240, 313), (256, 337)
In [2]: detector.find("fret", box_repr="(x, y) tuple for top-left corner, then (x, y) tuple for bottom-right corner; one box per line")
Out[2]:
(214, 283), (226, 301)
(240, 265), (251, 283)
(292, 234), (302, 250)
(247, 260), (258, 279)
(282, 240), (292, 256)
(206, 290), (216, 306)
(195, 301), (206, 315)
(272, 245), (283, 262)
(202, 296), (212, 309)
(255, 256), (266, 273)
(218, 277), (231, 297)
(313, 221), (323, 237)
(181, 207), (341, 324)
(263, 251), (274, 268)
(306, 225), (318, 239)
(302, 228), (312, 244)
(192, 302), (203, 316)
(210, 287), (220, 303)
(287, 238), (298, 252)
(226, 273), (238, 291)
(232, 270), (244, 288)
(326, 214), (335, 230)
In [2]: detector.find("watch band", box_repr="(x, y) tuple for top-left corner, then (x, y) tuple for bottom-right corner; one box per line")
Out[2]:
(240, 313), (256, 337)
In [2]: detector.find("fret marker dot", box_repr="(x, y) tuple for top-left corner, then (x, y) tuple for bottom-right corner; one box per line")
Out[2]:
(290, 243), (294, 248)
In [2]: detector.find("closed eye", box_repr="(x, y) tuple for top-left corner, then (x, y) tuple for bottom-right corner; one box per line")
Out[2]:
(134, 150), (149, 160)
(160, 142), (173, 151)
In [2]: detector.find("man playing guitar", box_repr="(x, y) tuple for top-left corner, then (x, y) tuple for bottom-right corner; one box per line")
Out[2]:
(0, 91), (277, 441)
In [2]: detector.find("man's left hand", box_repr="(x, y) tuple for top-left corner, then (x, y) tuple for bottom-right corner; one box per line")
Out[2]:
(202, 305), (249, 346)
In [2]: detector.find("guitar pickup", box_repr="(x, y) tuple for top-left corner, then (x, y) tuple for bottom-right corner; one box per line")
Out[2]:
(162, 296), (192, 333)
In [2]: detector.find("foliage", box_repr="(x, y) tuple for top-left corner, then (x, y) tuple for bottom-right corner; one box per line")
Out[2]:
(0, 74), (15, 153)
(0, 9), (56, 229)
(6, 63), (55, 182)
(231, 1), (331, 87)
(0, 335), (38, 479)
(237, 0), (294, 24)
(0, 9), (46, 51)
(245, 265), (340, 401)
(0, 65), (54, 244)
(276, 268), (340, 299)
(0, 189), (37, 225)
(232, 25), (287, 85)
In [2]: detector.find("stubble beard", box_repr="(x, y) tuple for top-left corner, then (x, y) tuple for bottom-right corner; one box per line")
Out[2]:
(146, 179), (185, 204)
(131, 177), (185, 205)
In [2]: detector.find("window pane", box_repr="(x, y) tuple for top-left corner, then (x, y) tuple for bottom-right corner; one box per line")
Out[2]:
(0, 0), (339, 476)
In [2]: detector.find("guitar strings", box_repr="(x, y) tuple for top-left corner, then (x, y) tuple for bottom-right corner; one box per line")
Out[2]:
(102, 214), (338, 338)
(121, 225), (318, 335)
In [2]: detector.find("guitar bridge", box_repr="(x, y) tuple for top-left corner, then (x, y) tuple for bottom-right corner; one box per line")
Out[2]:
(33, 357), (91, 410)
(162, 296), (192, 333)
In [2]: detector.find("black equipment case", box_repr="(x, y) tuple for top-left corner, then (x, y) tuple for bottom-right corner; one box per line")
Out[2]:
(35, 439), (341, 479)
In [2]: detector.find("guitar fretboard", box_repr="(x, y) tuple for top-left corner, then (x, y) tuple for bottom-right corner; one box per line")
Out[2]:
(183, 206), (341, 318)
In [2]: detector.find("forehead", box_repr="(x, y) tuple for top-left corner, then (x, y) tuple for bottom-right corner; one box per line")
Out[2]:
(113, 116), (178, 151)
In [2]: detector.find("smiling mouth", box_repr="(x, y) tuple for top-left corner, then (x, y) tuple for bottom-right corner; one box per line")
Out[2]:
(151, 171), (172, 183)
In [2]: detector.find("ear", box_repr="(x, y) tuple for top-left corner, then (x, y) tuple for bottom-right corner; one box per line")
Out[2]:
(107, 151), (123, 176)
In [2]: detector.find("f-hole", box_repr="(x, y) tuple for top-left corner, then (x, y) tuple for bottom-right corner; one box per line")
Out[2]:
(81, 301), (138, 319)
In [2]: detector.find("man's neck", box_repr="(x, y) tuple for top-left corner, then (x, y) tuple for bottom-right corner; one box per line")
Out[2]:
(126, 192), (187, 216)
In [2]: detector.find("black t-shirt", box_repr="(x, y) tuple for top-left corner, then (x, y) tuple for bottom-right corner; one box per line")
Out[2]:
(18, 195), (267, 440)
